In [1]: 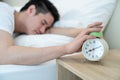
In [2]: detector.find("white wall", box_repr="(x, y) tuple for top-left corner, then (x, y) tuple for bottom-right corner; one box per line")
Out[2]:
(104, 0), (120, 49)
(2, 0), (29, 6)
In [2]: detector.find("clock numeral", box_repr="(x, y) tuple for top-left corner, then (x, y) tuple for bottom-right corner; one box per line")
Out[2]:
(89, 53), (91, 56)
(96, 55), (98, 58)
(89, 41), (92, 44)
(86, 44), (89, 47)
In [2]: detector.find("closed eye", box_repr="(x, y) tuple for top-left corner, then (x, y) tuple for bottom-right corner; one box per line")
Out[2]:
(43, 19), (48, 25)
(41, 21), (45, 26)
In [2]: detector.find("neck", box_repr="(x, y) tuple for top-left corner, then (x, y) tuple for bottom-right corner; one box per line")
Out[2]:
(14, 11), (26, 33)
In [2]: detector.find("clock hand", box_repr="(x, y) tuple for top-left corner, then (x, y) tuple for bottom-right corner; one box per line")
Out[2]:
(87, 46), (101, 53)
(87, 48), (94, 53)
(94, 46), (102, 50)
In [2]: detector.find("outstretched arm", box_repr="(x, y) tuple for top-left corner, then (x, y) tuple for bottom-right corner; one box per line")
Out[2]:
(46, 27), (82, 37)
(46, 22), (103, 37)
(0, 30), (67, 65)
(0, 22), (102, 65)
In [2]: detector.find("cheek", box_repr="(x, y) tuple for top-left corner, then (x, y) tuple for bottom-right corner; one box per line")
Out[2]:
(32, 19), (41, 28)
(26, 18), (42, 31)
(25, 23), (35, 34)
(29, 22), (40, 30)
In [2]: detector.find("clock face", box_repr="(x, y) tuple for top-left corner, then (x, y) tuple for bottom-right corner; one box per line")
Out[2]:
(82, 38), (108, 61)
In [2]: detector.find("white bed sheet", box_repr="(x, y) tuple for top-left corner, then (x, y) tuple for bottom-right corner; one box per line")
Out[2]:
(0, 34), (73, 80)
(0, 60), (56, 80)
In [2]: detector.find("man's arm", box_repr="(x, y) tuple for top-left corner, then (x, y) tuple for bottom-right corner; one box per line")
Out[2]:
(0, 22), (102, 65)
(0, 30), (67, 65)
(46, 22), (103, 37)
(46, 27), (82, 37)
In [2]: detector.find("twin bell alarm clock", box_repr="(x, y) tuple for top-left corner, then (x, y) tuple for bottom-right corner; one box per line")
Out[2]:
(82, 32), (109, 61)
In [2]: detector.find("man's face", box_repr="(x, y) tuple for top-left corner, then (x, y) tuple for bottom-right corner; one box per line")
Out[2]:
(25, 12), (54, 34)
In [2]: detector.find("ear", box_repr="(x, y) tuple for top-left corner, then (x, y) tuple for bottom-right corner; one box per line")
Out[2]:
(26, 5), (36, 15)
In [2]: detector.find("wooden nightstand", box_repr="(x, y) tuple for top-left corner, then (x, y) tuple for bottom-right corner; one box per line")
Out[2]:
(57, 49), (120, 80)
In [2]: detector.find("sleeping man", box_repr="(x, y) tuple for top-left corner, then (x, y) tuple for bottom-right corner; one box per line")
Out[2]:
(0, 0), (102, 65)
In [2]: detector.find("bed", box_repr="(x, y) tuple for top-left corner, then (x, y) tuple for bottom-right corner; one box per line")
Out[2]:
(0, 0), (118, 80)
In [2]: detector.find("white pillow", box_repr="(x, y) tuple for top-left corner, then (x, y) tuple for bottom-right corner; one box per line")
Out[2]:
(14, 34), (73, 47)
(50, 0), (116, 30)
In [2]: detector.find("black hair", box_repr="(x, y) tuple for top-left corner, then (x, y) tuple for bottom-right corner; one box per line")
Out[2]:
(20, 0), (59, 23)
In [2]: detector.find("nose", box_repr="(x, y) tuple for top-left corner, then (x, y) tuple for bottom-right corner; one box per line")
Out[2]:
(40, 27), (46, 34)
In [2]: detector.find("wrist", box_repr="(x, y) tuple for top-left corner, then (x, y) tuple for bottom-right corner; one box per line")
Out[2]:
(63, 44), (72, 54)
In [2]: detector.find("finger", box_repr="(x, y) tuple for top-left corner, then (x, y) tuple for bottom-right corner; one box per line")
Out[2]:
(97, 25), (103, 28)
(82, 35), (96, 40)
(80, 27), (102, 36)
(88, 28), (102, 34)
(88, 22), (102, 28)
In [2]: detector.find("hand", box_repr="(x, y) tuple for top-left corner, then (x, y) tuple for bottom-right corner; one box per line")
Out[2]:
(81, 22), (103, 35)
(64, 22), (103, 54)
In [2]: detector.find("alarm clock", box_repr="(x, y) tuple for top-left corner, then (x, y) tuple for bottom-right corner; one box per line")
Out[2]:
(82, 32), (109, 61)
